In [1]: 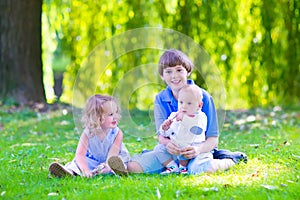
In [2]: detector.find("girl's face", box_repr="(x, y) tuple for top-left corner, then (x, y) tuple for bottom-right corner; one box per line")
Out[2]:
(100, 101), (120, 129)
(160, 65), (190, 94)
(178, 90), (201, 116)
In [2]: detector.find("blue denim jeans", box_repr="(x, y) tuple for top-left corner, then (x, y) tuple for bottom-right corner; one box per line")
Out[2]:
(131, 144), (213, 174)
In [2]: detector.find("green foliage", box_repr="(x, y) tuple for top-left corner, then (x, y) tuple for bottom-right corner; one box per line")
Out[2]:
(42, 0), (300, 109)
(1, 98), (20, 107)
(0, 105), (299, 199)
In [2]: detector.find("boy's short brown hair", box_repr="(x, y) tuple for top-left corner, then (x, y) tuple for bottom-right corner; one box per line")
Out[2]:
(158, 49), (194, 76)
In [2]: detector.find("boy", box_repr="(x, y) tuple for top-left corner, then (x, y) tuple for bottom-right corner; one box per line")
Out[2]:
(127, 49), (247, 174)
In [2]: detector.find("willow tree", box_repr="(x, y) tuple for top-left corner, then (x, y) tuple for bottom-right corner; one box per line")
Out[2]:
(44, 0), (299, 109)
(0, 0), (45, 105)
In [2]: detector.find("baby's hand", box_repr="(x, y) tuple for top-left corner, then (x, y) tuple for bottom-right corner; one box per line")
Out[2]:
(176, 111), (184, 121)
(162, 119), (172, 130)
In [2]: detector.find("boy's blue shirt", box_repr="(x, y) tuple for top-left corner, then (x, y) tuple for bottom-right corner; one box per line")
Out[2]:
(154, 80), (219, 138)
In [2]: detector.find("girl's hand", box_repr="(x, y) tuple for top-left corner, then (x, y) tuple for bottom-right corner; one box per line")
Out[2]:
(166, 141), (181, 155)
(180, 146), (200, 159)
(81, 169), (93, 178)
(92, 163), (105, 176)
(100, 163), (112, 174)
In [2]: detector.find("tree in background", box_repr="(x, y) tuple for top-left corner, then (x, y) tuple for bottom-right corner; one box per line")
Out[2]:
(1, 0), (298, 108)
(54, 0), (297, 109)
(0, 0), (45, 105)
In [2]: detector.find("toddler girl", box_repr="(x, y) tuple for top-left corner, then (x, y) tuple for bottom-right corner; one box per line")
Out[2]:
(49, 94), (130, 178)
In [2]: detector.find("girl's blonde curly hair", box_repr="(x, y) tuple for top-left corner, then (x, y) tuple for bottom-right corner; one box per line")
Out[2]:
(81, 94), (120, 131)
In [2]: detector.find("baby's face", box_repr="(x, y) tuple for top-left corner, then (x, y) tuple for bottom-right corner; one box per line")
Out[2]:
(178, 90), (200, 115)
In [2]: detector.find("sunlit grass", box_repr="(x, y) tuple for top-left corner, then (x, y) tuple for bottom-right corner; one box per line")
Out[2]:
(0, 105), (299, 199)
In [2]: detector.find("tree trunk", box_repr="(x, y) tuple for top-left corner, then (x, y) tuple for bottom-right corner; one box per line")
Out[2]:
(0, 0), (45, 105)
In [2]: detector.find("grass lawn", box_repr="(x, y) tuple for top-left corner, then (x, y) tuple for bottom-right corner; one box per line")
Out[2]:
(0, 104), (299, 199)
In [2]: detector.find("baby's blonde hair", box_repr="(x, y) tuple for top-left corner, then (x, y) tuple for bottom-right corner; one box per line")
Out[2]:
(179, 84), (203, 104)
(82, 94), (119, 131)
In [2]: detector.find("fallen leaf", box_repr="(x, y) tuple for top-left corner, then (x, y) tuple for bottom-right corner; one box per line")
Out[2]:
(250, 144), (259, 148)
(203, 187), (218, 192)
(246, 115), (256, 122)
(21, 143), (37, 147)
(286, 180), (294, 183)
(48, 192), (59, 196)
(60, 120), (70, 125)
(283, 141), (290, 146)
(261, 184), (278, 190)
(156, 187), (161, 199)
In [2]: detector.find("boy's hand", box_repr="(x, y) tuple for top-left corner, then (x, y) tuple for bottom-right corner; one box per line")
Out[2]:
(180, 146), (200, 159)
(166, 141), (181, 155)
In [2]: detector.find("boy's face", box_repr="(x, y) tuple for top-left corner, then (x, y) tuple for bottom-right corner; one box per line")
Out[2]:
(160, 65), (190, 92)
(178, 90), (201, 115)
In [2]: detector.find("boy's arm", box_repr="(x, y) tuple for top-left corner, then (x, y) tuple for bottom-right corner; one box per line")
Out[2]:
(202, 90), (219, 137)
(158, 134), (171, 145)
(154, 102), (167, 132)
(195, 136), (218, 153)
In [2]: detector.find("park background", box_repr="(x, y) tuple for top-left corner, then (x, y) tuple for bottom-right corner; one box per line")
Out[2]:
(1, 0), (299, 110)
(0, 1), (299, 199)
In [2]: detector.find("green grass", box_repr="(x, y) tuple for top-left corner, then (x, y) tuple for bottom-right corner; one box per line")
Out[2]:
(0, 104), (299, 199)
